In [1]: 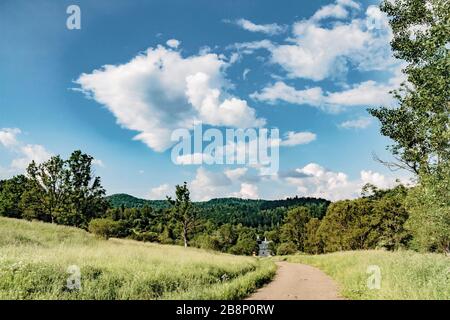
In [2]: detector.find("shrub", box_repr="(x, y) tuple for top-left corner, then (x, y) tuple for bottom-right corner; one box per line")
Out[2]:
(276, 242), (297, 255)
(88, 218), (121, 239)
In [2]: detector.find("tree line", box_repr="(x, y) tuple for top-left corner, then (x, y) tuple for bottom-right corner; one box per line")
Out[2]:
(0, 151), (108, 228)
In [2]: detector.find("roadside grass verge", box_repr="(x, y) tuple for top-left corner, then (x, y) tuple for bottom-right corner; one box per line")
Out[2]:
(279, 250), (450, 299)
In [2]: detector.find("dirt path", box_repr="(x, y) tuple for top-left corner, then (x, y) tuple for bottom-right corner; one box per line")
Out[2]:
(247, 261), (344, 300)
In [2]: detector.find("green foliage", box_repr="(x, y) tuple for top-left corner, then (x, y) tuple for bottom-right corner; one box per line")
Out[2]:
(406, 163), (450, 253)
(369, 0), (450, 174)
(167, 182), (198, 247)
(106, 193), (169, 210)
(229, 228), (258, 256)
(280, 206), (311, 251)
(0, 175), (28, 218)
(62, 151), (108, 227)
(318, 186), (410, 253)
(107, 194), (330, 229)
(276, 242), (297, 255)
(318, 199), (372, 252)
(367, 0), (449, 256)
(304, 218), (322, 254)
(17, 151), (108, 228)
(88, 218), (122, 239)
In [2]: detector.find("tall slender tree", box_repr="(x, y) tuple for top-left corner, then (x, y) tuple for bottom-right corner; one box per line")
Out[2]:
(167, 182), (197, 247)
(368, 0), (449, 175)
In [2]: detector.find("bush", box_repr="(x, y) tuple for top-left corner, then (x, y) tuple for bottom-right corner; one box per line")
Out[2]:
(276, 242), (297, 255)
(129, 231), (159, 242)
(88, 218), (121, 239)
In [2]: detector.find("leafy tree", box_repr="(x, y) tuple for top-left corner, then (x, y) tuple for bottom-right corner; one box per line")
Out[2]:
(367, 185), (411, 250)
(18, 151), (107, 227)
(167, 182), (197, 247)
(61, 150), (108, 227)
(22, 158), (66, 223)
(0, 175), (28, 218)
(406, 163), (450, 253)
(318, 189), (411, 253)
(318, 199), (373, 253)
(368, 0), (449, 174)
(280, 206), (311, 252)
(304, 218), (323, 254)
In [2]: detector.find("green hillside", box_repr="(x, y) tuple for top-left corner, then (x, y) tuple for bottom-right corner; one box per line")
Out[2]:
(106, 194), (330, 227)
(0, 217), (275, 300)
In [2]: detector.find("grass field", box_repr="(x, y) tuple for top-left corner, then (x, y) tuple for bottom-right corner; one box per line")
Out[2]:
(0, 217), (276, 300)
(281, 250), (450, 300)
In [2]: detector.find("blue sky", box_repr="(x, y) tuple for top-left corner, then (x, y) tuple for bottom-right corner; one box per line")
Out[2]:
(0, 0), (411, 201)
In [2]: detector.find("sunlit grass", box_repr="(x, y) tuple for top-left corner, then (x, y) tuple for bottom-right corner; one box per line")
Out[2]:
(0, 217), (275, 299)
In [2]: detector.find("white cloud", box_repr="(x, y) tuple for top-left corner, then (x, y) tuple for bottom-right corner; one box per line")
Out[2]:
(282, 163), (408, 201)
(284, 163), (354, 201)
(232, 183), (259, 199)
(148, 183), (171, 199)
(173, 127), (315, 167)
(311, 0), (360, 22)
(339, 117), (371, 129)
(224, 167), (248, 180)
(190, 167), (233, 201)
(76, 45), (264, 152)
(230, 18), (286, 35)
(10, 144), (52, 171)
(157, 163), (410, 201)
(232, 3), (394, 81)
(92, 159), (105, 167)
(251, 79), (398, 111)
(242, 68), (250, 80)
(278, 131), (317, 146)
(325, 80), (394, 107)
(360, 170), (392, 189)
(272, 20), (372, 81)
(185, 72), (265, 128)
(228, 40), (274, 54)
(251, 81), (324, 106)
(0, 128), (21, 148)
(0, 128), (53, 175)
(166, 39), (180, 49)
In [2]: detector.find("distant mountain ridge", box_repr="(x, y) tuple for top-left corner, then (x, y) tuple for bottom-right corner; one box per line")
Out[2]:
(106, 193), (169, 209)
(106, 193), (331, 227)
(106, 193), (330, 210)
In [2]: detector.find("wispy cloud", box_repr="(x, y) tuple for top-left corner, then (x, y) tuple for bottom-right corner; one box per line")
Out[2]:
(225, 18), (287, 35)
(339, 117), (371, 129)
(0, 128), (52, 176)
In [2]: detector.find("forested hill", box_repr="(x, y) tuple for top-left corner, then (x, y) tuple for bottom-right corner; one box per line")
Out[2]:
(107, 194), (330, 227)
(107, 194), (170, 209)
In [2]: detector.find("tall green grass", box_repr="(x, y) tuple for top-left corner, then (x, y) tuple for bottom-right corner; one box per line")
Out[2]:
(281, 250), (450, 299)
(0, 217), (275, 299)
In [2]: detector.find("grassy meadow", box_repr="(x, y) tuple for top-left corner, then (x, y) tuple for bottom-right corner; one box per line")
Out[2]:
(0, 217), (276, 300)
(280, 250), (450, 300)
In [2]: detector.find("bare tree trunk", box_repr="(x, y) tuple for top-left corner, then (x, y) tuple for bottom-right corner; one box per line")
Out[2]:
(183, 224), (188, 248)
